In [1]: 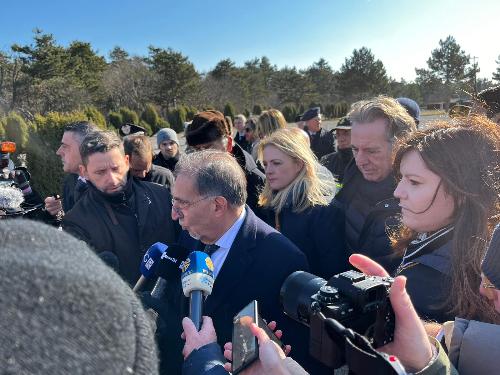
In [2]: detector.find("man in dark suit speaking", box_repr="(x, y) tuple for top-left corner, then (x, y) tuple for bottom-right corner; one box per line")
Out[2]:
(155, 150), (310, 375)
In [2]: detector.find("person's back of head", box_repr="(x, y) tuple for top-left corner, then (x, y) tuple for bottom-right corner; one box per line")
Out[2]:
(257, 109), (287, 139)
(185, 110), (231, 151)
(0, 219), (158, 374)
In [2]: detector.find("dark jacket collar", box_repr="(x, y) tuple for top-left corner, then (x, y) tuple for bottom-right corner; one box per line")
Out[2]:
(87, 173), (134, 206)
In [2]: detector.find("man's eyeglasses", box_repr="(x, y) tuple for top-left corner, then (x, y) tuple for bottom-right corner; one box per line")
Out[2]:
(171, 196), (212, 211)
(245, 127), (253, 133)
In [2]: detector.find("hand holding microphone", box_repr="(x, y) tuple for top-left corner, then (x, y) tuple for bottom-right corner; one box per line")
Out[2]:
(181, 251), (215, 331)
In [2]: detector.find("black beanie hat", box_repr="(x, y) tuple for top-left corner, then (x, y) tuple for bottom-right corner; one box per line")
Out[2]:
(0, 219), (158, 374)
(482, 223), (500, 289)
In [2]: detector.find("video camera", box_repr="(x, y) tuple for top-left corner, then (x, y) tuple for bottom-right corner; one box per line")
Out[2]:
(0, 141), (42, 218)
(280, 270), (395, 370)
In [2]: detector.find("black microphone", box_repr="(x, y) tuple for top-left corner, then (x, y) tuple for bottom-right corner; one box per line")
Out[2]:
(181, 251), (215, 331)
(155, 244), (191, 281)
(97, 251), (120, 273)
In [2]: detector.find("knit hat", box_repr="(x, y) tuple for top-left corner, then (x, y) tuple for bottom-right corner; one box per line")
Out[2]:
(396, 98), (420, 125)
(185, 110), (230, 147)
(0, 219), (158, 374)
(157, 128), (179, 148)
(482, 224), (500, 289)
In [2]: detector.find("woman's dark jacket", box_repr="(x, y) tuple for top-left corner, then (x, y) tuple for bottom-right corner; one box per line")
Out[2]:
(396, 227), (454, 322)
(261, 196), (348, 280)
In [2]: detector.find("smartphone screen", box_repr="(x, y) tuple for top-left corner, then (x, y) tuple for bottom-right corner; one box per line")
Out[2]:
(232, 300), (284, 374)
(232, 301), (258, 374)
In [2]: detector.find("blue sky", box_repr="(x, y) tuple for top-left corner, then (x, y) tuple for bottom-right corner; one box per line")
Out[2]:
(1, 0), (498, 80)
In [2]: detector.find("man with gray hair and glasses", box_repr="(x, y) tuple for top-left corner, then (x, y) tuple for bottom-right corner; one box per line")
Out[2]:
(154, 150), (315, 375)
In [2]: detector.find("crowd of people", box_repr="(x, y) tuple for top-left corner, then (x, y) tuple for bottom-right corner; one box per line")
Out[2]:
(1, 85), (500, 375)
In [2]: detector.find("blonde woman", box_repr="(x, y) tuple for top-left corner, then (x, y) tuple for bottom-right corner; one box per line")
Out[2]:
(256, 109), (287, 139)
(258, 129), (347, 278)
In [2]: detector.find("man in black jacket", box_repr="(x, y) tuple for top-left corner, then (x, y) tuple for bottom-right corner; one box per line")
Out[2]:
(62, 131), (178, 286)
(153, 127), (180, 172)
(320, 116), (353, 184)
(123, 134), (174, 189)
(336, 96), (416, 274)
(185, 110), (265, 218)
(44, 121), (97, 220)
(301, 106), (335, 159)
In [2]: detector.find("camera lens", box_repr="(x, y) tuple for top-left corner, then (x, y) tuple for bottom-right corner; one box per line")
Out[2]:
(280, 271), (327, 325)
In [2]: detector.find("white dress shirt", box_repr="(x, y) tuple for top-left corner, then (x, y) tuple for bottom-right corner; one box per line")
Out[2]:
(209, 208), (246, 279)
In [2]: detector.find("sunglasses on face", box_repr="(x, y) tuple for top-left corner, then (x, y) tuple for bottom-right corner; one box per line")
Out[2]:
(245, 128), (253, 133)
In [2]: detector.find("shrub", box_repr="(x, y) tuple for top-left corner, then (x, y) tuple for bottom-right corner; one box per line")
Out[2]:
(5, 112), (30, 153)
(26, 111), (89, 198)
(252, 104), (262, 115)
(281, 105), (297, 122)
(141, 104), (160, 132)
(167, 107), (186, 133)
(108, 111), (123, 128)
(223, 102), (236, 120)
(119, 107), (139, 125)
(84, 106), (107, 129)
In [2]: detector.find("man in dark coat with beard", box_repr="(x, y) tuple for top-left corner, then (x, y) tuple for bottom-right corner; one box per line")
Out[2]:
(62, 130), (179, 286)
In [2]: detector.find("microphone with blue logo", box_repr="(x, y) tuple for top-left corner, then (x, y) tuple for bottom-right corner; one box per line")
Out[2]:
(133, 242), (167, 292)
(181, 251), (215, 331)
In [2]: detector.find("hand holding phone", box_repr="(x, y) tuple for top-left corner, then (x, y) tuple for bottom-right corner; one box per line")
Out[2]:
(231, 300), (284, 374)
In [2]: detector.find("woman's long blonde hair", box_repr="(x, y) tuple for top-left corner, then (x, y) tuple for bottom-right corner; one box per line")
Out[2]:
(258, 129), (335, 213)
(257, 109), (287, 139)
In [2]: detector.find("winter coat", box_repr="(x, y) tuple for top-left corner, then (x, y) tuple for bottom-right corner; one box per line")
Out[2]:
(320, 148), (354, 184)
(396, 227), (454, 322)
(62, 175), (179, 285)
(153, 151), (179, 173)
(309, 128), (336, 160)
(335, 161), (401, 273)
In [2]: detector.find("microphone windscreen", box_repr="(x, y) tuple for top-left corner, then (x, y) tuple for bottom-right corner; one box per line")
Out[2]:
(155, 244), (191, 281)
(0, 186), (24, 210)
(181, 251), (214, 297)
(140, 242), (168, 278)
(97, 251), (120, 273)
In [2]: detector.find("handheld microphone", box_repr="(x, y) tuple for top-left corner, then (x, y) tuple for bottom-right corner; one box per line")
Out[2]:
(181, 251), (215, 331)
(97, 251), (120, 273)
(133, 242), (168, 292)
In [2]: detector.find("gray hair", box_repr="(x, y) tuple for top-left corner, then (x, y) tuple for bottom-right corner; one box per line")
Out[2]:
(174, 150), (247, 207)
(80, 131), (124, 166)
(64, 121), (98, 143)
(348, 96), (417, 142)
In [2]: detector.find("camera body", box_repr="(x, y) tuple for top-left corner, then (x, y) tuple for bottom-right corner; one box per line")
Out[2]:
(281, 270), (395, 368)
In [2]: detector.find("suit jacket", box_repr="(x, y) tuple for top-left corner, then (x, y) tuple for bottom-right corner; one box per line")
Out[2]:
(157, 207), (311, 375)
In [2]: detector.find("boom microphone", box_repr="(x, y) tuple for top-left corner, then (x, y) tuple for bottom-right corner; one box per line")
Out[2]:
(181, 251), (215, 331)
(0, 186), (24, 216)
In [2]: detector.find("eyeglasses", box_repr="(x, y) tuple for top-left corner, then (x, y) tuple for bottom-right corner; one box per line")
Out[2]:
(171, 196), (212, 211)
(245, 127), (253, 133)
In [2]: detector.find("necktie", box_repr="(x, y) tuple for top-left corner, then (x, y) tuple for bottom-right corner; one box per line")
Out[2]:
(204, 244), (220, 256)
